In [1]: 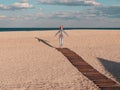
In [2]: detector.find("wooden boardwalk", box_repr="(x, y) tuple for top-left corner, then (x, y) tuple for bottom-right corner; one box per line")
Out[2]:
(56, 48), (120, 90)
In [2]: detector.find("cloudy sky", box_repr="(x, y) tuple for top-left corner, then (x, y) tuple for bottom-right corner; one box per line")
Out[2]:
(0, 0), (120, 27)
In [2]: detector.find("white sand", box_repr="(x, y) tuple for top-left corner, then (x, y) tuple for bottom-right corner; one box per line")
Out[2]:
(64, 30), (120, 82)
(0, 30), (120, 90)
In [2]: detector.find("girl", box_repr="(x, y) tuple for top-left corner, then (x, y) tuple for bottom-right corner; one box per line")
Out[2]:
(55, 25), (68, 47)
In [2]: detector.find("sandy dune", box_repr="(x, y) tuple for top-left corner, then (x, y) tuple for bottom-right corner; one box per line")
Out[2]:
(0, 30), (120, 90)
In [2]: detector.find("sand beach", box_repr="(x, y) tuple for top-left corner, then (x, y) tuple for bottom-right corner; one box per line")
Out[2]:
(0, 30), (120, 90)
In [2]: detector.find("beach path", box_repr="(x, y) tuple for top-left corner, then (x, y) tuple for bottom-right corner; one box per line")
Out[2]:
(56, 48), (120, 90)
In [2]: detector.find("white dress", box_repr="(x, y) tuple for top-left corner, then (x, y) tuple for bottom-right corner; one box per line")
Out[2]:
(59, 30), (63, 47)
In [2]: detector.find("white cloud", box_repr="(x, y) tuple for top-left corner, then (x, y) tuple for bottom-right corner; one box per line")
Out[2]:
(41, 5), (120, 19)
(0, 4), (10, 10)
(3, 12), (45, 21)
(0, 10), (120, 27)
(21, 0), (29, 3)
(85, 0), (100, 6)
(95, 5), (120, 18)
(50, 11), (81, 20)
(0, 15), (6, 19)
(38, 0), (100, 6)
(0, 11), (81, 21)
(1, 5), (120, 22)
(84, 5), (120, 18)
(0, 1), (33, 10)
(11, 2), (33, 9)
(0, 10), (97, 21)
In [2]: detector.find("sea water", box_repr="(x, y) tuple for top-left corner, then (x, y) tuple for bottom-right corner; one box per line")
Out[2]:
(0, 28), (120, 32)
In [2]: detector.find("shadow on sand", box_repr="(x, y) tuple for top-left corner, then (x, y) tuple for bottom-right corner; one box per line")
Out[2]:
(97, 57), (120, 82)
(35, 37), (55, 48)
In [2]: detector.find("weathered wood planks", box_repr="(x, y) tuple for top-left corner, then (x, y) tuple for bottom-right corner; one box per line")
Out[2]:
(56, 48), (120, 90)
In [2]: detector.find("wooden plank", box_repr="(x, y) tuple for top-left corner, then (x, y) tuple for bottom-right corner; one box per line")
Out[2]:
(56, 48), (120, 90)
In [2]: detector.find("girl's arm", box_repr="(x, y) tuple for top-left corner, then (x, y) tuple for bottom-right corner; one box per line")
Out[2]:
(63, 30), (68, 36)
(55, 30), (60, 36)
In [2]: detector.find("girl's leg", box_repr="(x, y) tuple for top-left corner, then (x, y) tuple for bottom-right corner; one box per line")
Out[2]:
(59, 37), (61, 47)
(61, 37), (63, 47)
(59, 37), (63, 47)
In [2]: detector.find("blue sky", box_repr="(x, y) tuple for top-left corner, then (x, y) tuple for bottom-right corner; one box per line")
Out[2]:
(0, 0), (120, 27)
